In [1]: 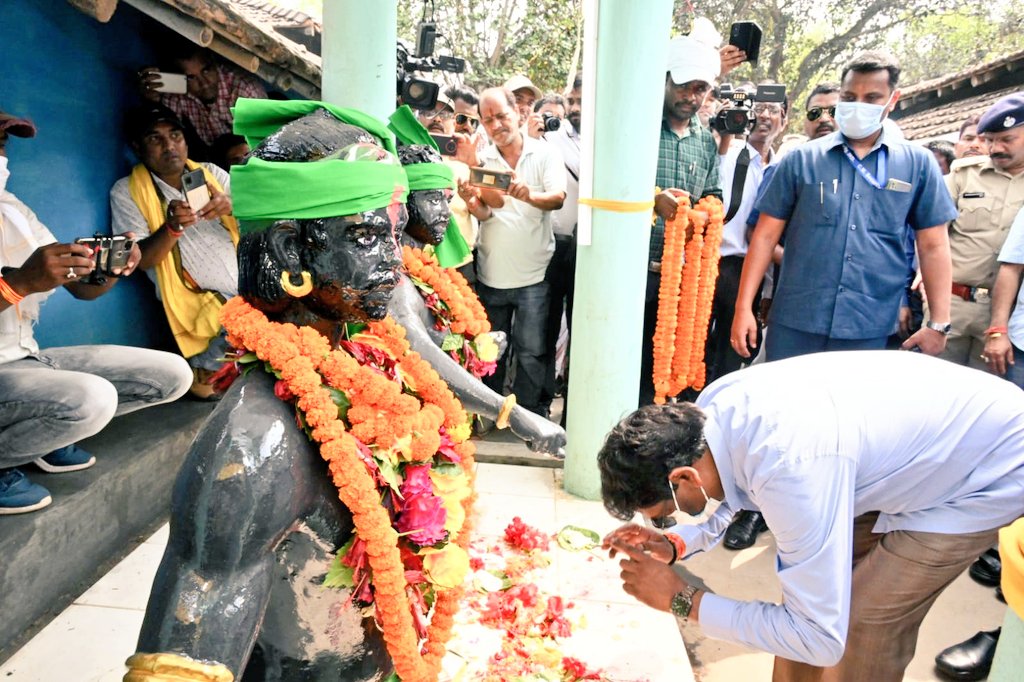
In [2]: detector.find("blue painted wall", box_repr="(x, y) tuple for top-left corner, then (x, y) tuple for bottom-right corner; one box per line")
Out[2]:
(0, 0), (175, 351)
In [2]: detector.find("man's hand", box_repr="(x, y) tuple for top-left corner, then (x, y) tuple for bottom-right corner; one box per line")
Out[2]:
(609, 538), (688, 612)
(525, 112), (545, 139)
(452, 133), (480, 167)
(897, 306), (912, 339)
(983, 334), (1014, 376)
(137, 66), (164, 103)
(654, 188), (689, 222)
(901, 327), (947, 355)
(5, 243), (97, 295)
(719, 46), (747, 77)
(602, 523), (675, 565)
(115, 232), (143, 277)
(197, 189), (232, 221)
(507, 176), (533, 204)
(730, 307), (759, 358)
(167, 199), (198, 232)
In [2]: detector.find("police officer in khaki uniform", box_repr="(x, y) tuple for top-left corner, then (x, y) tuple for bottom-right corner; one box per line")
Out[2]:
(938, 93), (1024, 369)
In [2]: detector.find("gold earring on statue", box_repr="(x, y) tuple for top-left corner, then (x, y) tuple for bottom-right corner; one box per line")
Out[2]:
(280, 270), (313, 297)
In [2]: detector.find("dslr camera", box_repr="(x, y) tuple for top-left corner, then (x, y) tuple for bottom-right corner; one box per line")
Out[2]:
(711, 83), (787, 135)
(541, 112), (561, 133)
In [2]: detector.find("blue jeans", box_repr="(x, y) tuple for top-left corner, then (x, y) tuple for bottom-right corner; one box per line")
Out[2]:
(476, 281), (550, 416)
(765, 322), (888, 362)
(0, 345), (192, 467)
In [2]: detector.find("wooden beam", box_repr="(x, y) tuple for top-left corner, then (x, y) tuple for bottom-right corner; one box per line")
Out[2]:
(66, 0), (118, 23)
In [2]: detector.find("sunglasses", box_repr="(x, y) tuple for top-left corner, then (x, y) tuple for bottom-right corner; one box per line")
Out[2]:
(806, 106), (837, 122)
(454, 113), (480, 129)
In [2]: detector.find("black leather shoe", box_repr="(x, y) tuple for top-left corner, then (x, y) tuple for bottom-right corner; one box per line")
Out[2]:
(723, 510), (768, 550)
(969, 547), (1001, 587)
(934, 629), (1000, 681)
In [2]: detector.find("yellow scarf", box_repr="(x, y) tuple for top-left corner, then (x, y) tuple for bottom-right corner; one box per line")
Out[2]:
(127, 161), (240, 358)
(1001, 517), (1024, 621)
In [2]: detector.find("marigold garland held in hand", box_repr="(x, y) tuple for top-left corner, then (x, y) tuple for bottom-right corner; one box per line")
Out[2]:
(220, 297), (476, 682)
(653, 195), (725, 402)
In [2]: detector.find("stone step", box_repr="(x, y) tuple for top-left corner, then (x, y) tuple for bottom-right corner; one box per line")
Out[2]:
(0, 400), (215, 663)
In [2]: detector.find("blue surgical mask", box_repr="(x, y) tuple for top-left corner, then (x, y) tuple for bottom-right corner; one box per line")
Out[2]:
(835, 92), (895, 140)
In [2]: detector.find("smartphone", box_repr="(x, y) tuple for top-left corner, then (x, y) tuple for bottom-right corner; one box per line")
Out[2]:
(429, 133), (458, 156)
(181, 168), (211, 212)
(154, 72), (188, 95)
(75, 235), (134, 281)
(729, 21), (762, 65)
(469, 166), (513, 192)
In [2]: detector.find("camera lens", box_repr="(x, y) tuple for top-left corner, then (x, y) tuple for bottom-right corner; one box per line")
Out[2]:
(542, 113), (561, 132)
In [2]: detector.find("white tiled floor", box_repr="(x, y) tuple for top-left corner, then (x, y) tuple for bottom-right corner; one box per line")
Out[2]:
(0, 463), (695, 682)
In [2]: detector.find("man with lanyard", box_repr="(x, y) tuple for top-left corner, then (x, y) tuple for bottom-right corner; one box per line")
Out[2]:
(639, 34), (722, 406)
(542, 72), (582, 424)
(731, 51), (956, 362)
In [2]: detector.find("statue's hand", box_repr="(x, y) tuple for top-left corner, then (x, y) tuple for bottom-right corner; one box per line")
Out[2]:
(508, 406), (566, 456)
(488, 331), (509, 360)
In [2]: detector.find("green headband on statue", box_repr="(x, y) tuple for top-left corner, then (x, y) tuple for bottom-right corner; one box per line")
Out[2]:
(230, 98), (408, 228)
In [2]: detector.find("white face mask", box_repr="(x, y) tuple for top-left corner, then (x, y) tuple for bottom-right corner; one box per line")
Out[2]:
(670, 478), (716, 524)
(0, 156), (9, 193)
(835, 92), (895, 140)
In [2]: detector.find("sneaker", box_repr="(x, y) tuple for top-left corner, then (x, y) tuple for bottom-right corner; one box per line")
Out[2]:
(0, 468), (52, 514)
(34, 444), (96, 473)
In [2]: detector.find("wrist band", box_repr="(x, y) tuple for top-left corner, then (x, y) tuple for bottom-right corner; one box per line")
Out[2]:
(985, 326), (1008, 337)
(664, 532), (687, 565)
(165, 221), (185, 236)
(0, 277), (25, 305)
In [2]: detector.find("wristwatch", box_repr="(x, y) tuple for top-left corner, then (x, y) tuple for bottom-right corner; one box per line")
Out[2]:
(925, 320), (952, 335)
(670, 585), (700, 621)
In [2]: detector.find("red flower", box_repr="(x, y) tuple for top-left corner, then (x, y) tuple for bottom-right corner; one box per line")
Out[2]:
(562, 656), (602, 680)
(504, 516), (551, 552)
(396, 491), (447, 546)
(273, 379), (296, 401)
(210, 360), (240, 394)
(401, 464), (434, 497)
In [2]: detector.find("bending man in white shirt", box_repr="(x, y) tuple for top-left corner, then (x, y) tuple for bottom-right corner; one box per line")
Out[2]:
(599, 350), (1024, 681)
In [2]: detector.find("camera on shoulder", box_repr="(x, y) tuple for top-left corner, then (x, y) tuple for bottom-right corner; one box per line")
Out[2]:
(711, 83), (787, 136)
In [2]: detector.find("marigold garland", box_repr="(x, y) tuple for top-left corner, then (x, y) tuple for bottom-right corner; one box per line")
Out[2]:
(220, 297), (476, 682)
(652, 197), (690, 404)
(652, 196), (725, 401)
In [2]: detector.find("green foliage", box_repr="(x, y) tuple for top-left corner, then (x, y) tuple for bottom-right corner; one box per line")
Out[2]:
(323, 535), (357, 588)
(397, 0), (583, 93)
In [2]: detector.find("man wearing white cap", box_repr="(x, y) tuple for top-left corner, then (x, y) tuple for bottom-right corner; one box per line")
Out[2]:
(639, 35), (723, 405)
(504, 74), (545, 139)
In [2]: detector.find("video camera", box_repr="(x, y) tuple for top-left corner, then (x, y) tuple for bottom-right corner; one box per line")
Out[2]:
(711, 83), (787, 136)
(396, 24), (466, 111)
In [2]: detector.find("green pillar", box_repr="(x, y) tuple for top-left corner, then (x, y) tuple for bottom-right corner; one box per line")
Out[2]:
(321, 0), (397, 119)
(564, 0), (674, 500)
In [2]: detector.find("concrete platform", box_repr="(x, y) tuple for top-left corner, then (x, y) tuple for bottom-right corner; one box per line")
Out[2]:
(0, 399), (215, 663)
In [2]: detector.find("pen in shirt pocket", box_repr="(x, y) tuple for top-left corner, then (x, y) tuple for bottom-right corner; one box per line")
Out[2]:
(819, 182), (824, 205)
(833, 179), (838, 194)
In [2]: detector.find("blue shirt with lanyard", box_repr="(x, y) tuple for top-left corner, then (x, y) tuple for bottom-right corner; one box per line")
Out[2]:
(755, 129), (957, 339)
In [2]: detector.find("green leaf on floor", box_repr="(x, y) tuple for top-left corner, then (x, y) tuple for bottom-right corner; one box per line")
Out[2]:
(556, 525), (601, 551)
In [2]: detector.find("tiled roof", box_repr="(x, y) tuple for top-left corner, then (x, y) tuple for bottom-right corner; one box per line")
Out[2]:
(900, 48), (1024, 100)
(892, 85), (1020, 141)
(226, 0), (321, 55)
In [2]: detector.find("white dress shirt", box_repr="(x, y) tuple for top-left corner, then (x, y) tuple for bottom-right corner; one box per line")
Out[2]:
(718, 142), (771, 258)
(671, 350), (1024, 665)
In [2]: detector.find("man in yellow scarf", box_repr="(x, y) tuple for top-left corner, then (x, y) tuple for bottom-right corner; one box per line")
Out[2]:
(110, 105), (239, 399)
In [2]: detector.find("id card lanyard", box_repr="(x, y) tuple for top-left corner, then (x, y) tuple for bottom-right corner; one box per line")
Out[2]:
(841, 145), (887, 190)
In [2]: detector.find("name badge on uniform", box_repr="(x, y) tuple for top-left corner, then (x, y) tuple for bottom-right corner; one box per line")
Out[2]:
(885, 178), (912, 193)
(963, 192), (986, 199)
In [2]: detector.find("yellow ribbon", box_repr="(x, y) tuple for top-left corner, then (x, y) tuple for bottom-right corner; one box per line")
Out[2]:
(578, 197), (656, 213)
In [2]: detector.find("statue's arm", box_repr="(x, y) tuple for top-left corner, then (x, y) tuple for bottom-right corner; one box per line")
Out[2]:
(391, 277), (565, 453)
(135, 373), (313, 676)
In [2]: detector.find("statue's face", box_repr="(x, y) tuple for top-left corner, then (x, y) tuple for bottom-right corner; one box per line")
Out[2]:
(301, 204), (407, 321)
(404, 188), (452, 245)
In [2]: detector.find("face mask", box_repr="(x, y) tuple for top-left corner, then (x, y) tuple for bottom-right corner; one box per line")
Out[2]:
(669, 478), (715, 522)
(835, 92), (894, 140)
(0, 156), (9, 193)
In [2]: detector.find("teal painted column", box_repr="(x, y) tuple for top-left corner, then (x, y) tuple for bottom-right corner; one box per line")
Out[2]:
(564, 0), (674, 500)
(321, 0), (397, 119)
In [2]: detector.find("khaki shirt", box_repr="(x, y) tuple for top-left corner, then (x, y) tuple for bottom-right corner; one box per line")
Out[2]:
(946, 156), (1024, 288)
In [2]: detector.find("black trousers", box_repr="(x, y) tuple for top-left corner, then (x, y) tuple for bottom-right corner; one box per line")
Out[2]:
(542, 234), (576, 412)
(704, 255), (761, 385)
